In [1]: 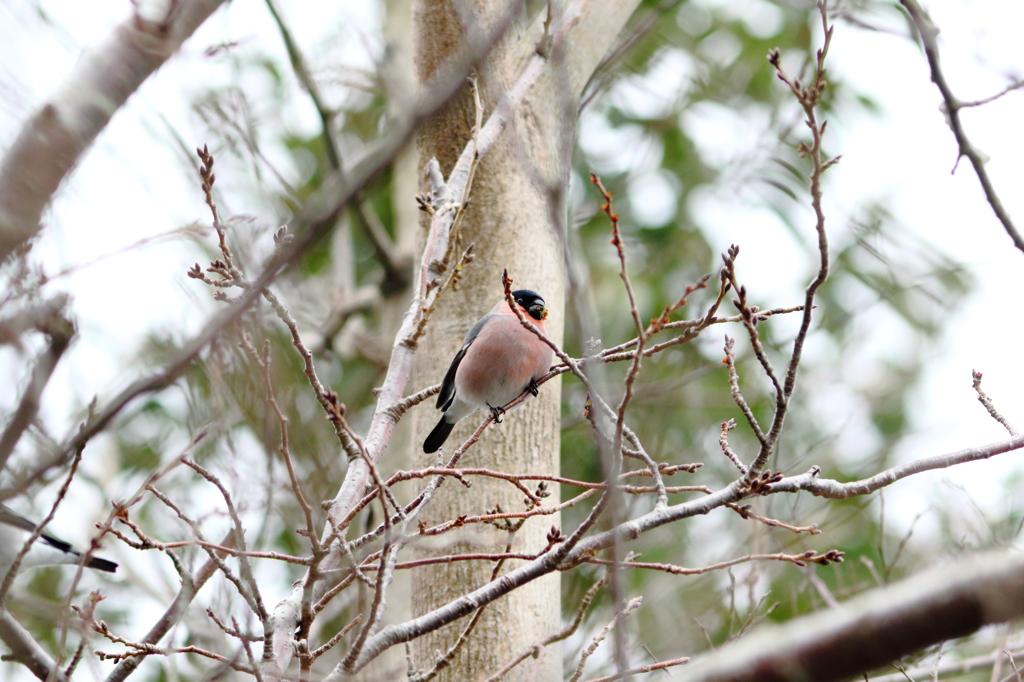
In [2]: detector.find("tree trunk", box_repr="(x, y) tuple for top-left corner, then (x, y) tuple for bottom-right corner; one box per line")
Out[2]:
(410, 1), (641, 678)
(410, 4), (563, 680)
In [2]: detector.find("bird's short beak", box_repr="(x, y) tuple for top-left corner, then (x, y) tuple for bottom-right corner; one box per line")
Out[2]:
(529, 303), (548, 320)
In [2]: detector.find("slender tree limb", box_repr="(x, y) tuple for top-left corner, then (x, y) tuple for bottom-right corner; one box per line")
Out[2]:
(581, 656), (690, 682)
(484, 573), (611, 682)
(103, 533), (234, 682)
(0, 309), (73, 471)
(768, 434), (1024, 498)
(899, 0), (1024, 254)
(866, 647), (1024, 682)
(0, 609), (70, 682)
(972, 370), (1017, 436)
(263, 0), (409, 291)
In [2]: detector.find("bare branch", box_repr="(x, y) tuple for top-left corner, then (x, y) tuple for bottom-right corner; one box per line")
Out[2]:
(866, 647), (1024, 682)
(568, 597), (643, 682)
(581, 656), (691, 682)
(0, 609), (70, 682)
(0, 309), (73, 471)
(899, 0), (1024, 254)
(972, 370), (1017, 436)
(104, 533), (236, 682)
(485, 573), (610, 682)
(768, 435), (1024, 498)
(585, 550), (843, 575)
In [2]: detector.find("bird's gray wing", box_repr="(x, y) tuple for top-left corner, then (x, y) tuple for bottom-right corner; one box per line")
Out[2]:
(436, 314), (496, 411)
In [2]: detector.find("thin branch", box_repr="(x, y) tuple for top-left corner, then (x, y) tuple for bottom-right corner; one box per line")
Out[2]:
(899, 0), (1024, 254)
(0, 609), (70, 682)
(485, 573), (610, 682)
(584, 550), (843, 576)
(568, 597), (643, 682)
(263, 0), (408, 289)
(751, 3), (836, 481)
(0, 307), (72, 471)
(719, 419), (747, 474)
(961, 80), (1024, 108)
(972, 370), (1017, 436)
(409, 531), (520, 682)
(866, 647), (1024, 682)
(102, 534), (229, 682)
(723, 335), (767, 447)
(182, 459), (269, 622)
(769, 434), (1024, 498)
(594, 305), (804, 363)
(581, 657), (690, 682)
(0, 439), (86, 604)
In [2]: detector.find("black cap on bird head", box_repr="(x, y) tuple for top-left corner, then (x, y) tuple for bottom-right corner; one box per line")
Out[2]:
(512, 290), (547, 321)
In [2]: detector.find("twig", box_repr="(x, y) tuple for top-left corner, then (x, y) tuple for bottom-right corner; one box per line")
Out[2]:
(309, 614), (363, 662)
(182, 459), (269, 622)
(769, 434), (1024, 498)
(899, 0), (1024, 254)
(961, 80), (1024, 108)
(750, 2), (836, 482)
(484, 573), (610, 682)
(972, 370), (1017, 436)
(585, 550), (842, 576)
(410, 530), (520, 682)
(0, 307), (72, 471)
(568, 597), (643, 682)
(866, 647), (1024, 682)
(723, 336), (767, 447)
(263, 0), (408, 288)
(581, 657), (690, 682)
(719, 419), (747, 474)
(727, 503), (820, 535)
(0, 438), (86, 604)
(594, 305), (804, 363)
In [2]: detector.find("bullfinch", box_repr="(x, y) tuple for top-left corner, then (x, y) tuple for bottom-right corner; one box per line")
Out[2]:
(423, 290), (554, 454)
(0, 504), (117, 576)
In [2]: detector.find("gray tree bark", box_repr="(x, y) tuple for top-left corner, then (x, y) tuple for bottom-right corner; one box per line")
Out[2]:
(409, 1), (640, 679)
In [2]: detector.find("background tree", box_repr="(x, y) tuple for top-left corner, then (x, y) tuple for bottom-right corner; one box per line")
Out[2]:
(0, 0), (1022, 681)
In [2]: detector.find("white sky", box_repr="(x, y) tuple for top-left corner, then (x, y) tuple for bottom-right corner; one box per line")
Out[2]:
(1, 0), (1024, 675)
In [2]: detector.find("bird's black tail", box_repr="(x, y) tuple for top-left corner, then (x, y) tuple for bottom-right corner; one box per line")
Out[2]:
(85, 556), (118, 573)
(41, 532), (117, 572)
(423, 417), (455, 454)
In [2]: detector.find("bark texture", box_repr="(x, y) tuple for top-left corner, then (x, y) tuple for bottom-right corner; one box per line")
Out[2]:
(410, 4), (562, 680)
(409, 1), (640, 679)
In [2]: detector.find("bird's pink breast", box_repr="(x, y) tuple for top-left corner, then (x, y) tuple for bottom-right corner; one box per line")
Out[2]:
(455, 317), (552, 409)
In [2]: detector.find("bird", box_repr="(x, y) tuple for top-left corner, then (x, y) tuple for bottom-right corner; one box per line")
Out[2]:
(0, 505), (117, 577)
(423, 289), (554, 454)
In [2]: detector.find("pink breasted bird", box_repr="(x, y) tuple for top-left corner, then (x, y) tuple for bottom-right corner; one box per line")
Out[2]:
(423, 290), (554, 454)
